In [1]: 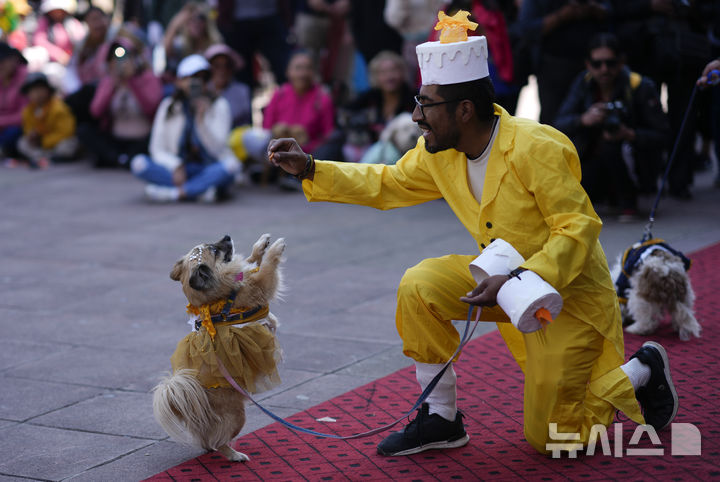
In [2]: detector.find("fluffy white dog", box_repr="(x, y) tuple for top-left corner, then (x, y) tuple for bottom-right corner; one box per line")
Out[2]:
(612, 243), (700, 341)
(360, 112), (422, 165)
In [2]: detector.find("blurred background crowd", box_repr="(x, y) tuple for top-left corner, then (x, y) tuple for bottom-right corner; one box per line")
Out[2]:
(0, 0), (718, 212)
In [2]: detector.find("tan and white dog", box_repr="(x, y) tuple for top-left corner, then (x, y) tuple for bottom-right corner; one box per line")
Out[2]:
(153, 234), (285, 462)
(612, 246), (700, 341)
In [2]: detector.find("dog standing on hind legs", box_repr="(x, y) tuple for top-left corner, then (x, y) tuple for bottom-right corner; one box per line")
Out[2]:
(153, 233), (286, 462)
(613, 242), (701, 341)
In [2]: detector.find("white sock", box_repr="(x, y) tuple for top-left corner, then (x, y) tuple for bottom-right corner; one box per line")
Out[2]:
(415, 362), (457, 421)
(621, 358), (651, 390)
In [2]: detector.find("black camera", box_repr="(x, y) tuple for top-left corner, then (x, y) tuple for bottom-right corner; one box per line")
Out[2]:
(602, 100), (627, 133)
(188, 77), (204, 99)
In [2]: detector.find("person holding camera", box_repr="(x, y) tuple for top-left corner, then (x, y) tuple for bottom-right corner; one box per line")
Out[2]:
(555, 33), (669, 222)
(130, 54), (240, 203)
(79, 32), (163, 168)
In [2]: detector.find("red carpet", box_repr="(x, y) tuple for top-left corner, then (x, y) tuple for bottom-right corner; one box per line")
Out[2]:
(148, 243), (720, 481)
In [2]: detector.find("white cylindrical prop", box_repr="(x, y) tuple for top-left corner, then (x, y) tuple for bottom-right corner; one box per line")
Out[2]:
(496, 270), (563, 333)
(469, 239), (525, 283)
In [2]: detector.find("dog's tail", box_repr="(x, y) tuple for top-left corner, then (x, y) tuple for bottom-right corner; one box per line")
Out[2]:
(152, 369), (221, 450)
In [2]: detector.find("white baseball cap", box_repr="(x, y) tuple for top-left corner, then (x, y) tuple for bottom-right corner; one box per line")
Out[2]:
(177, 54), (210, 78)
(40, 0), (76, 14)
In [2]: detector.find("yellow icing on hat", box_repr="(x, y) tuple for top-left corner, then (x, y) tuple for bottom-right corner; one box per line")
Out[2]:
(435, 10), (478, 43)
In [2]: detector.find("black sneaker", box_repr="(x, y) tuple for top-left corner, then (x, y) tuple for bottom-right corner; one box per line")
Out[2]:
(630, 341), (678, 431)
(376, 403), (469, 456)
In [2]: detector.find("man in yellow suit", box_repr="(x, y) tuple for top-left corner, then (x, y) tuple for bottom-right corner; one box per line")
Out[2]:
(268, 15), (678, 457)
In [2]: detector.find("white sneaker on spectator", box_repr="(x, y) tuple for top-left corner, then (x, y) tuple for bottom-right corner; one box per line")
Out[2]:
(199, 187), (217, 203)
(235, 169), (248, 187)
(145, 184), (180, 202)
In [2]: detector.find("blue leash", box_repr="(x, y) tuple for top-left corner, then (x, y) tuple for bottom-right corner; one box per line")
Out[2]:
(216, 305), (481, 440)
(643, 69), (720, 242)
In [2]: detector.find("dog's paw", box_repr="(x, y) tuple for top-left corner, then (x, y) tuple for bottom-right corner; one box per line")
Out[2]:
(254, 233), (272, 255)
(247, 234), (272, 264)
(218, 444), (250, 462)
(266, 238), (286, 260)
(255, 233), (271, 252)
(623, 321), (654, 336)
(678, 324), (701, 341)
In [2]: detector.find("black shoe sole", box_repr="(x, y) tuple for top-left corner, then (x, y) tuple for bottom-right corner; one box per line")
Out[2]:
(377, 434), (470, 457)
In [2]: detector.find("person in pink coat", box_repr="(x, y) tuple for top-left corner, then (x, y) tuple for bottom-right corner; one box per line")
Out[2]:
(78, 35), (163, 168)
(0, 42), (27, 159)
(32, 0), (85, 66)
(240, 50), (334, 190)
(262, 51), (335, 156)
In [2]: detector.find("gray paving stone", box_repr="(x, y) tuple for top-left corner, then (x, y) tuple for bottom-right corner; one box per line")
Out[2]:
(277, 333), (396, 373)
(257, 367), (318, 399)
(279, 309), (400, 343)
(9, 345), (167, 391)
(0, 419), (18, 430)
(31, 391), (165, 440)
(65, 441), (203, 482)
(333, 345), (412, 379)
(0, 424), (150, 481)
(0, 376), (101, 422)
(258, 373), (384, 411)
(0, 474), (30, 482)
(240, 404), (305, 435)
(0, 340), (70, 373)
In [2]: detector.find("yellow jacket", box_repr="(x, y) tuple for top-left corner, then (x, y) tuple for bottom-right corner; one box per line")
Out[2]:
(22, 96), (76, 150)
(304, 104), (625, 372)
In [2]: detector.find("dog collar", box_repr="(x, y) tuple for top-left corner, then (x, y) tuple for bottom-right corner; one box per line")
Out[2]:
(186, 267), (264, 339)
(187, 297), (269, 340)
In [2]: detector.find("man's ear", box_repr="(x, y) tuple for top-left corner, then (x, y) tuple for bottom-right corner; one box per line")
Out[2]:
(458, 99), (475, 123)
(170, 259), (184, 281)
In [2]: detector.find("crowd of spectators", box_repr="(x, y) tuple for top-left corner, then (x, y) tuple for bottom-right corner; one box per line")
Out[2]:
(0, 0), (718, 207)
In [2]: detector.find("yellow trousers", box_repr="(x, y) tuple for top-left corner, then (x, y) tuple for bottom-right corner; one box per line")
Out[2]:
(395, 254), (644, 454)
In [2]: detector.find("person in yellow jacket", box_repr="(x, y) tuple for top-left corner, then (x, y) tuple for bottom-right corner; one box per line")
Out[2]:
(17, 72), (77, 168)
(268, 17), (678, 458)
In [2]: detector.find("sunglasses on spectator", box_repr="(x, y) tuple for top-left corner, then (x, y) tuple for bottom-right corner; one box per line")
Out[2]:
(589, 58), (619, 69)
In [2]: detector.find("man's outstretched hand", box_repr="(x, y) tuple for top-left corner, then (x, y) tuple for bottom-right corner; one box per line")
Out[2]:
(267, 138), (313, 179)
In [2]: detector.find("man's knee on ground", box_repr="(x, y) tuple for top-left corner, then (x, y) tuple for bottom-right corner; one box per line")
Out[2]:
(523, 351), (590, 454)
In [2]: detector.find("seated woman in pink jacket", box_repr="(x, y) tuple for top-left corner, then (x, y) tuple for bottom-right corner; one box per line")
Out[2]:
(78, 34), (163, 168)
(0, 42), (28, 160)
(32, 0), (85, 67)
(239, 50), (334, 190)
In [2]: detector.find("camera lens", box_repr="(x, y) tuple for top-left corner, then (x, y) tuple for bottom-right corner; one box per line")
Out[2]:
(114, 46), (127, 59)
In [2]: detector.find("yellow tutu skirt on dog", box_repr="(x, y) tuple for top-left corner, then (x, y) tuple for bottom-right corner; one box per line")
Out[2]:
(170, 303), (282, 392)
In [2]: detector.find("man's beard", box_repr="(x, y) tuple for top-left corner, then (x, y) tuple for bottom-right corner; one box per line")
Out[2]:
(423, 127), (460, 154)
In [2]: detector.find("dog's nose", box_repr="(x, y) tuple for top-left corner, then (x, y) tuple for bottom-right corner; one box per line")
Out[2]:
(189, 264), (213, 291)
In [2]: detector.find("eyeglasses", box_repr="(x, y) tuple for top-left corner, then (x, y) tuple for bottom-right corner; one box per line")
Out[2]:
(414, 95), (462, 119)
(589, 58), (619, 69)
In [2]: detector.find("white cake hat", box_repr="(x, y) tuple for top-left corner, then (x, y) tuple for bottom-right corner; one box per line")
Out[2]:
(416, 11), (489, 86)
